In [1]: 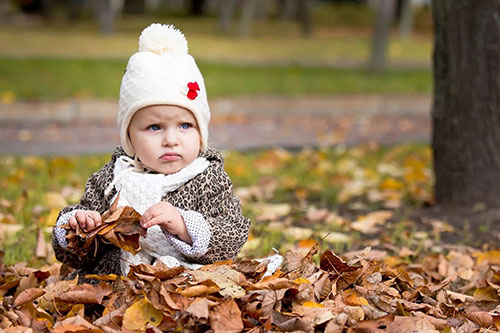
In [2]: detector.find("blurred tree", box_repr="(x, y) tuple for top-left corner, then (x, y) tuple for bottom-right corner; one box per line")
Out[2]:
(91, 0), (123, 34)
(239, 0), (257, 37)
(123, 0), (145, 14)
(190, 0), (205, 15)
(432, 0), (500, 207)
(297, 0), (312, 36)
(279, 0), (297, 20)
(397, 0), (413, 39)
(369, 0), (396, 73)
(279, 0), (313, 37)
(218, 0), (238, 33)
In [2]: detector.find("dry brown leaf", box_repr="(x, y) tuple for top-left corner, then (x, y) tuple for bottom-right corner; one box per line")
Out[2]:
(177, 280), (220, 297)
(386, 315), (438, 333)
(209, 300), (244, 333)
(190, 265), (246, 297)
(55, 282), (112, 304)
(37, 276), (78, 313)
(320, 250), (360, 273)
(282, 246), (319, 279)
(465, 311), (494, 328)
(53, 315), (102, 333)
(13, 288), (45, 307)
(35, 229), (48, 258)
(247, 277), (294, 291)
(64, 202), (146, 258)
(185, 297), (217, 319)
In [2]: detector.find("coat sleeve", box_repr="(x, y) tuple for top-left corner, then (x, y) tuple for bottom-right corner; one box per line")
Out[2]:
(182, 161), (251, 265)
(51, 149), (121, 270)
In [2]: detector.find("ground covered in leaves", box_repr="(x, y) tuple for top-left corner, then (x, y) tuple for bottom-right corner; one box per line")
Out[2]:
(1, 144), (500, 331)
(1, 245), (500, 332)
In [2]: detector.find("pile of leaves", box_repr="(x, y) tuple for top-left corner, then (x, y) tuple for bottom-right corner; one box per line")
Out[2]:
(1, 244), (499, 332)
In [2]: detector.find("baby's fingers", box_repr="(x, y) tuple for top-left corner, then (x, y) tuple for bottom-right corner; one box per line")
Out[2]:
(89, 211), (102, 229)
(68, 216), (78, 229)
(74, 211), (100, 232)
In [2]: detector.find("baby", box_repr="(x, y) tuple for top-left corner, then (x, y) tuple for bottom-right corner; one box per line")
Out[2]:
(52, 23), (251, 279)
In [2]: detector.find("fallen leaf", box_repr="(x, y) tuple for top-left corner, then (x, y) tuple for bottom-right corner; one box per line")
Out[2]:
(350, 211), (393, 235)
(177, 280), (220, 297)
(473, 286), (500, 302)
(122, 297), (163, 331)
(474, 250), (500, 266)
(52, 315), (102, 333)
(13, 288), (45, 307)
(35, 229), (47, 258)
(190, 265), (246, 297)
(320, 250), (360, 273)
(55, 282), (112, 304)
(185, 297), (217, 319)
(209, 300), (244, 333)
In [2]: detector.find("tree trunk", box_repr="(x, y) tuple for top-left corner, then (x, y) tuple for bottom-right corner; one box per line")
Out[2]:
(297, 0), (312, 37)
(218, 0), (238, 33)
(190, 0), (206, 15)
(239, 0), (258, 38)
(432, 0), (500, 207)
(398, 0), (413, 40)
(280, 0), (297, 20)
(369, 0), (396, 73)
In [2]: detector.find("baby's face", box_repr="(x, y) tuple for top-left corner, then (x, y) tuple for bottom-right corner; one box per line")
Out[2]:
(128, 105), (201, 174)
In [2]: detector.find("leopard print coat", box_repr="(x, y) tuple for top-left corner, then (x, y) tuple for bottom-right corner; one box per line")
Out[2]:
(52, 146), (251, 278)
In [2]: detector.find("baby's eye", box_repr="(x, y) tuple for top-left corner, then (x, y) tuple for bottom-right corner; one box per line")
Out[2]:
(180, 123), (192, 130)
(148, 124), (161, 131)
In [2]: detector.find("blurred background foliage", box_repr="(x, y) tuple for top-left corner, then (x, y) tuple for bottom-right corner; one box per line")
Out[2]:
(0, 0), (432, 100)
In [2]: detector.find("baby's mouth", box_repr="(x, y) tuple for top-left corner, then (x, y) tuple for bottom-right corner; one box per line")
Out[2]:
(160, 153), (180, 161)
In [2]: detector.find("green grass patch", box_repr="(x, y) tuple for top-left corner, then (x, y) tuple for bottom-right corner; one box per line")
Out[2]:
(0, 144), (433, 265)
(0, 57), (431, 100)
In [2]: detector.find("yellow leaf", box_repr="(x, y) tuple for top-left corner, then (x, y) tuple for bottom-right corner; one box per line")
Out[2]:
(122, 297), (163, 331)
(43, 192), (67, 210)
(344, 293), (369, 306)
(302, 301), (323, 308)
(1, 91), (16, 104)
(45, 208), (61, 227)
(474, 251), (500, 266)
(380, 178), (404, 191)
(293, 278), (311, 285)
(473, 287), (500, 301)
(83, 274), (120, 281)
(297, 238), (316, 249)
(66, 304), (85, 318)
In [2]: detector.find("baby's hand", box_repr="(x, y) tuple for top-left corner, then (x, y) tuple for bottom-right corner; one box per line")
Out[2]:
(69, 210), (102, 232)
(141, 202), (192, 245)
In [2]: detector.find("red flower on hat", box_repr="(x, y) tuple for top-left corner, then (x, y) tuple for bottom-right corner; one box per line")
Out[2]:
(187, 82), (200, 100)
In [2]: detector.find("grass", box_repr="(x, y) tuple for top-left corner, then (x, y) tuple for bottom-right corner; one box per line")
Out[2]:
(0, 144), (433, 265)
(0, 57), (431, 100)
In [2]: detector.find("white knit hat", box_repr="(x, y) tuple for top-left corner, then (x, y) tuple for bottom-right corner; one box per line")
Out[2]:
(118, 23), (210, 156)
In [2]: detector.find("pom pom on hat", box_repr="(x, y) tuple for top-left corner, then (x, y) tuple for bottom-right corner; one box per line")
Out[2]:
(139, 23), (188, 55)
